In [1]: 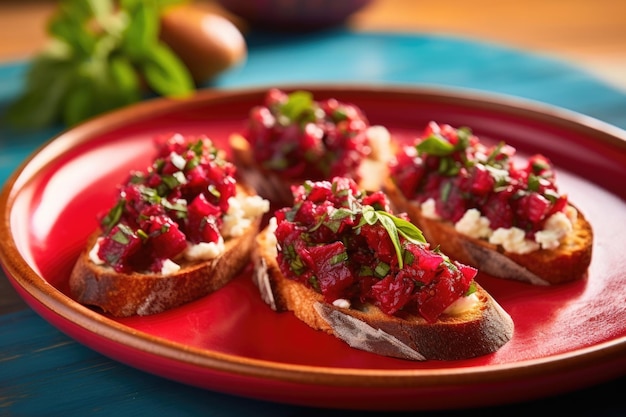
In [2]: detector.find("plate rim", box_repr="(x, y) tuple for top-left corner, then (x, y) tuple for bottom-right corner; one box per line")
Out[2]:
(2, 84), (626, 395)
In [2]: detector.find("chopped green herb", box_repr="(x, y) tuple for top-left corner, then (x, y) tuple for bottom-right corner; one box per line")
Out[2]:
(279, 90), (317, 125)
(531, 159), (550, 173)
(440, 181), (452, 203)
(357, 205), (426, 268)
(465, 281), (477, 296)
(308, 276), (321, 292)
(374, 261), (390, 277)
(161, 198), (187, 217)
(101, 199), (125, 232)
(527, 174), (540, 191)
(111, 224), (134, 245)
(330, 251), (348, 265)
(416, 134), (455, 156)
(324, 208), (355, 233)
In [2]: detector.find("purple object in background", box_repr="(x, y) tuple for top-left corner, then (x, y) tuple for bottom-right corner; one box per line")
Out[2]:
(216, 0), (373, 30)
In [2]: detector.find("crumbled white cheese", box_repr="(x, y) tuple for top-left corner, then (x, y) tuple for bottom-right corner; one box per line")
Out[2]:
(534, 211), (574, 250)
(489, 227), (540, 254)
(222, 194), (270, 238)
(160, 258), (181, 275)
(88, 238), (105, 265)
(420, 198), (440, 220)
(443, 292), (479, 316)
(332, 298), (351, 309)
(454, 208), (492, 239)
(170, 151), (187, 170)
(184, 236), (225, 261)
(172, 171), (187, 184)
(441, 204), (576, 255)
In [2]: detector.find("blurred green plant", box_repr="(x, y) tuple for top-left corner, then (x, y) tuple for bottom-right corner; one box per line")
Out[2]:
(5, 0), (195, 130)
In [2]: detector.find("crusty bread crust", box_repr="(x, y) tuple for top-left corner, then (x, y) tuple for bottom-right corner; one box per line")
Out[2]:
(252, 226), (514, 361)
(383, 178), (593, 285)
(69, 198), (262, 317)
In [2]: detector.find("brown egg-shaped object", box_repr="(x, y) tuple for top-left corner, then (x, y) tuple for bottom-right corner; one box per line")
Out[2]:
(159, 4), (247, 84)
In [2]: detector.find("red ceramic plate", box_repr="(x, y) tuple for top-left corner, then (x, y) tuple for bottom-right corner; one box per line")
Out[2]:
(1, 86), (626, 411)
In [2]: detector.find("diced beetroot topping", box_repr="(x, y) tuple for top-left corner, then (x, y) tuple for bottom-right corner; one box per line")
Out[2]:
(389, 121), (569, 238)
(273, 177), (477, 322)
(186, 194), (223, 244)
(370, 272), (415, 316)
(96, 134), (238, 273)
(415, 263), (475, 323)
(242, 88), (372, 182)
(308, 242), (355, 302)
(359, 223), (397, 264)
(143, 216), (188, 265)
(97, 224), (142, 273)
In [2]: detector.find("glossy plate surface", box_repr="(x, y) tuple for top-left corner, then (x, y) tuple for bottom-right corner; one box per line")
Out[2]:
(1, 86), (626, 411)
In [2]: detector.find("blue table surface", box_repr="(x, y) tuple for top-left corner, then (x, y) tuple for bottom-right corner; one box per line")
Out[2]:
(1, 29), (625, 416)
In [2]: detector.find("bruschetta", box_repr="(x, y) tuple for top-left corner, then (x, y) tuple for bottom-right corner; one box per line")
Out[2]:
(229, 88), (392, 205)
(385, 121), (593, 285)
(70, 133), (270, 317)
(252, 176), (514, 361)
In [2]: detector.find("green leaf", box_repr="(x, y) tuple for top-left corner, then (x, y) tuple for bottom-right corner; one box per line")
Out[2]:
(121, 0), (187, 10)
(101, 199), (125, 232)
(46, 1), (96, 56)
(4, 57), (76, 129)
(61, 55), (140, 126)
(416, 134), (455, 156)
(527, 174), (540, 192)
(122, 2), (160, 56)
(375, 212), (404, 268)
(485, 141), (506, 166)
(140, 43), (194, 97)
(360, 205), (377, 225)
(108, 55), (142, 104)
(62, 80), (99, 126)
(280, 91), (316, 124)
(382, 212), (426, 244)
(6, 0), (194, 130)
(88, 0), (114, 27)
(355, 205), (426, 269)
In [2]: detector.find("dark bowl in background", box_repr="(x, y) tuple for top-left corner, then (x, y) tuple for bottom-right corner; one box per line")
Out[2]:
(215, 0), (373, 31)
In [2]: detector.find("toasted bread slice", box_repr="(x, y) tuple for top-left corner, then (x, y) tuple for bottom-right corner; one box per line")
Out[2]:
(69, 133), (270, 317)
(384, 178), (593, 285)
(70, 202), (263, 317)
(253, 225), (514, 361)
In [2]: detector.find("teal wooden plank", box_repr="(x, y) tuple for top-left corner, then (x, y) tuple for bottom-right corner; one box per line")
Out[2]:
(0, 310), (302, 417)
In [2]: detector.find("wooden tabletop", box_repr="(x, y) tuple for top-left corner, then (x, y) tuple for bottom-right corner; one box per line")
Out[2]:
(1, 0), (625, 90)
